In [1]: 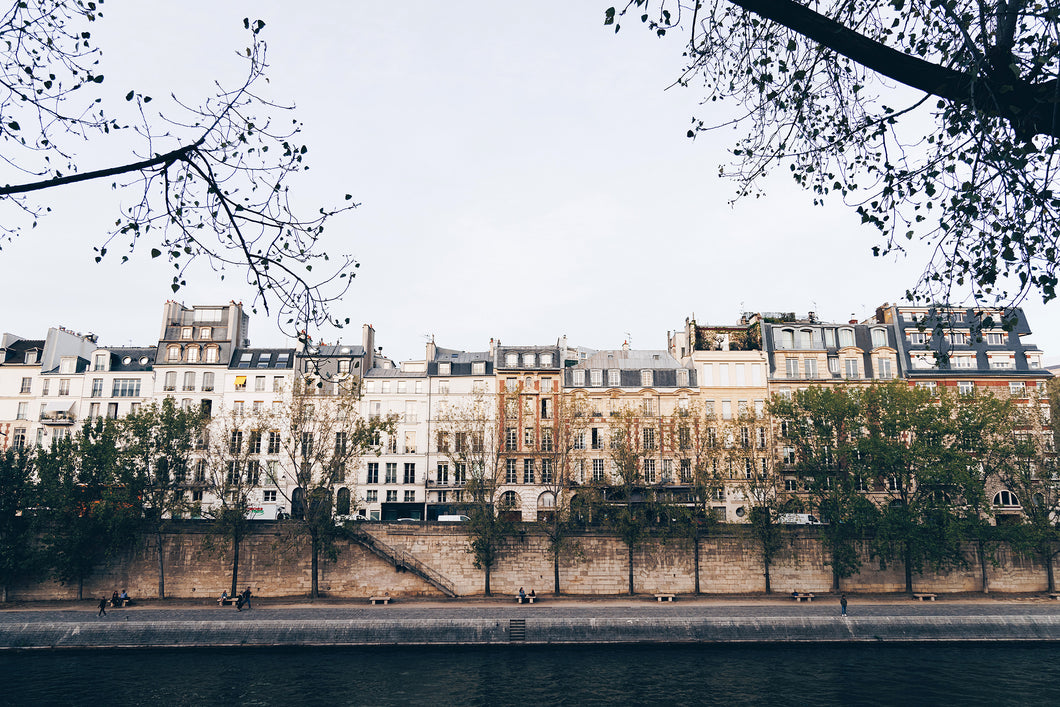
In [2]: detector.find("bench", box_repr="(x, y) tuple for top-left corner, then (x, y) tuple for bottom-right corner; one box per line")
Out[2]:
(792, 593), (815, 602)
(1049, 593), (1060, 600)
(654, 594), (676, 602)
(516, 595), (535, 604)
(913, 593), (937, 601)
(217, 597), (234, 606)
(369, 595), (391, 605)
(109, 599), (129, 608)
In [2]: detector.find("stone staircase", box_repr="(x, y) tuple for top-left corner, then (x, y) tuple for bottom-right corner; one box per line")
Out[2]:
(347, 528), (458, 597)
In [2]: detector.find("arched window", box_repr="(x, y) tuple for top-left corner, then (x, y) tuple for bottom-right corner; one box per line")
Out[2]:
(500, 490), (520, 509)
(336, 487), (351, 515)
(993, 490), (1020, 507)
(537, 492), (556, 509)
(777, 329), (795, 349)
(838, 328), (855, 348)
(871, 328), (887, 348)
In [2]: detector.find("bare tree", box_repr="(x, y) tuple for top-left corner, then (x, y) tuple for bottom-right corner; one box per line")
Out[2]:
(0, 5), (358, 332)
(436, 394), (510, 597)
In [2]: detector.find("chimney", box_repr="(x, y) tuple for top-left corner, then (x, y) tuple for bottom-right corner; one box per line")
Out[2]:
(426, 336), (436, 362)
(622, 340), (630, 352)
(849, 313), (858, 324)
(362, 324), (375, 370)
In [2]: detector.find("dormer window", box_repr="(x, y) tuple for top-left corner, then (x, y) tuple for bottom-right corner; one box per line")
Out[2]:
(167, 345), (181, 362)
(676, 369), (689, 387)
(540, 353), (553, 367)
(472, 361), (486, 375)
(641, 370), (653, 387)
(181, 327), (193, 339)
(204, 346), (219, 364)
(523, 353), (535, 367)
(505, 353), (518, 367)
(572, 370), (585, 387)
(608, 369), (620, 387)
(60, 358), (75, 374)
(339, 360), (351, 375)
(24, 351), (38, 365)
(438, 362), (451, 376)
(590, 369), (602, 386)
(93, 353), (108, 372)
(871, 328), (887, 348)
(200, 327), (212, 340)
(838, 328), (855, 348)
(187, 347), (199, 363)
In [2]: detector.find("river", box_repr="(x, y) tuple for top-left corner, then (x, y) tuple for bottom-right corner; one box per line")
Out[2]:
(2, 643), (1056, 705)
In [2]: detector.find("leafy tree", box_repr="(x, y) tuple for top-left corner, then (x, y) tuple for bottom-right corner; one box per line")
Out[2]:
(0, 448), (39, 602)
(861, 382), (979, 592)
(536, 392), (589, 595)
(437, 394), (510, 596)
(669, 403), (723, 594)
(995, 392), (1060, 591)
(608, 0), (1060, 306)
(119, 398), (205, 599)
(36, 419), (139, 600)
(267, 376), (393, 599)
(0, 3), (357, 330)
(771, 387), (879, 591)
(608, 408), (652, 595)
(198, 406), (267, 598)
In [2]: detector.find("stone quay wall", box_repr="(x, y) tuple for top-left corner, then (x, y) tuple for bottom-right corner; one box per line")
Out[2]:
(6, 523), (1053, 600)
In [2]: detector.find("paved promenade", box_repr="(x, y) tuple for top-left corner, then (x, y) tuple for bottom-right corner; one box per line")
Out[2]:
(2, 594), (1059, 648)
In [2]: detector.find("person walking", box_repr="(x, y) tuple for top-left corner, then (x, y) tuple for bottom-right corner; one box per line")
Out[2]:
(241, 586), (252, 610)
(840, 594), (848, 617)
(97, 598), (107, 617)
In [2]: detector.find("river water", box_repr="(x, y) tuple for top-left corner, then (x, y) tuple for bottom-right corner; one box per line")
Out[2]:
(1, 643), (1057, 705)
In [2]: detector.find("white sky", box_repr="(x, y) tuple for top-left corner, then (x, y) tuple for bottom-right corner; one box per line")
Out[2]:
(1, 1), (1056, 364)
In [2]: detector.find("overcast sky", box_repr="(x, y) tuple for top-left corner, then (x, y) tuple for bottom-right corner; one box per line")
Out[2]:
(2, 2), (1056, 364)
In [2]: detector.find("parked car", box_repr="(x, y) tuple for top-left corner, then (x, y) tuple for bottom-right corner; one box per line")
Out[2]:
(437, 514), (470, 522)
(778, 513), (826, 525)
(334, 514), (369, 525)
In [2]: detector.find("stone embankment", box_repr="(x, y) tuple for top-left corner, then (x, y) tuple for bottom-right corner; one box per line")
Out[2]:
(3, 598), (1060, 648)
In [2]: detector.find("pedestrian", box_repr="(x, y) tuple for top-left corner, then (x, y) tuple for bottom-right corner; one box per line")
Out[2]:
(242, 586), (252, 610)
(97, 598), (107, 617)
(840, 594), (848, 617)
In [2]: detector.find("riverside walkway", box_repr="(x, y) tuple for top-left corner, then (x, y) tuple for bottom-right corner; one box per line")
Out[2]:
(2, 594), (1060, 648)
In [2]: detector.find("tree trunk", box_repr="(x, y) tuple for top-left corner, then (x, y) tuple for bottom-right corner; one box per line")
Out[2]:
(230, 535), (241, 598)
(763, 555), (772, 594)
(628, 542), (635, 595)
(310, 533), (319, 600)
(77, 575), (83, 601)
(2, 584), (7, 603)
(484, 565), (491, 597)
(904, 541), (914, 594)
(832, 564), (840, 593)
(1044, 545), (1056, 593)
(977, 538), (989, 594)
(693, 530), (701, 595)
(155, 530), (166, 600)
(553, 548), (560, 596)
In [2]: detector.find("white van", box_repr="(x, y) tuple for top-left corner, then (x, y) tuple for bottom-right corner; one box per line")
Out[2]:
(778, 513), (825, 525)
(437, 514), (470, 522)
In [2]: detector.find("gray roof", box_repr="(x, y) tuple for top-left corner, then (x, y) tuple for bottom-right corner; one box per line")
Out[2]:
(575, 349), (687, 370)
(364, 367), (427, 378)
(230, 348), (296, 370)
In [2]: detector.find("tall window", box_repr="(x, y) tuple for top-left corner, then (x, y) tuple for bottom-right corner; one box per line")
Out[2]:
(367, 463), (379, 484)
(506, 459), (518, 484)
(403, 463), (416, 484)
(590, 369), (602, 386)
(19, 377), (31, 394)
(592, 459), (605, 482)
(878, 359), (894, 379)
(786, 358), (799, 378)
(844, 359), (859, 379)
(643, 459), (656, 484)
(803, 358), (818, 379)
(385, 463), (397, 484)
(202, 371), (215, 391)
(540, 459), (553, 484)
(93, 353), (108, 371)
(523, 459), (534, 484)
(164, 371), (177, 391)
(643, 427), (656, 450)
(572, 370), (585, 386)
(268, 431), (280, 454)
(183, 371), (196, 391)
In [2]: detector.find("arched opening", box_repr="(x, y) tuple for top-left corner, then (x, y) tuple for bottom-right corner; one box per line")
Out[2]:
(336, 487), (351, 516)
(536, 491), (556, 522)
(993, 489), (1021, 525)
(292, 487), (306, 520)
(498, 490), (521, 522)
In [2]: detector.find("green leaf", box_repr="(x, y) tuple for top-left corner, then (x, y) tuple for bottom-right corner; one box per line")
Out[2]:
(6, 121), (18, 131)
(150, 248), (161, 258)
(125, 91), (134, 101)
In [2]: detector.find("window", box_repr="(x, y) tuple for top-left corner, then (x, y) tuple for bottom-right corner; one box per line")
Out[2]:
(783, 447), (796, 465)
(590, 369), (602, 386)
(540, 459), (553, 484)
(958, 381), (975, 396)
(362, 462), (380, 485)
(604, 369), (619, 387)
(871, 328), (887, 348)
(985, 332), (1006, 345)
(642, 398), (656, 416)
(990, 355), (1015, 369)
(951, 355), (975, 369)
(504, 377), (517, 392)
(204, 347), (219, 364)
(838, 329), (855, 347)
(505, 353), (518, 367)
(908, 332), (927, 346)
(916, 381), (938, 394)
(643, 427), (656, 450)
(757, 427), (767, 449)
(803, 358), (818, 379)
(167, 346), (181, 362)
(878, 359), (894, 379)
(405, 401), (418, 425)
(643, 459), (656, 484)
(523, 353), (535, 367)
(571, 369), (586, 387)
(201, 371), (215, 392)
(1009, 381), (1027, 396)
(785, 478), (798, 491)
(11, 428), (26, 449)
(183, 371), (196, 391)
(365, 490), (378, 503)
(676, 369), (689, 387)
(680, 459), (692, 482)
(403, 463), (415, 484)
(92, 353), (107, 371)
(186, 347), (199, 363)
(777, 329), (795, 349)
(162, 371), (176, 391)
(15, 402), (27, 420)
(385, 463), (398, 484)
(722, 401), (732, 420)
(541, 428), (554, 452)
(828, 357), (839, 375)
(540, 353), (553, 367)
(945, 332), (967, 346)
(19, 377), (31, 394)
(641, 370), (653, 387)
(786, 358), (799, 378)
(993, 490), (1020, 507)
(252, 375), (264, 392)
(524, 427), (535, 450)
(844, 359), (859, 379)
(263, 490), (277, 503)
(592, 459), (605, 482)
(523, 459), (535, 484)
(112, 379), (141, 397)
(386, 490), (398, 503)
(229, 430), (243, 454)
(403, 490), (415, 503)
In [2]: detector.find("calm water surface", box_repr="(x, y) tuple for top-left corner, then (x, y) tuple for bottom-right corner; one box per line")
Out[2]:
(1, 643), (1057, 706)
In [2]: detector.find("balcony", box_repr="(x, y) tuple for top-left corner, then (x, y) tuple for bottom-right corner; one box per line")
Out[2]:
(40, 405), (76, 425)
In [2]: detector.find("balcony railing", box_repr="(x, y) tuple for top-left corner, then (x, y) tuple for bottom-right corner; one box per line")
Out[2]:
(40, 411), (76, 425)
